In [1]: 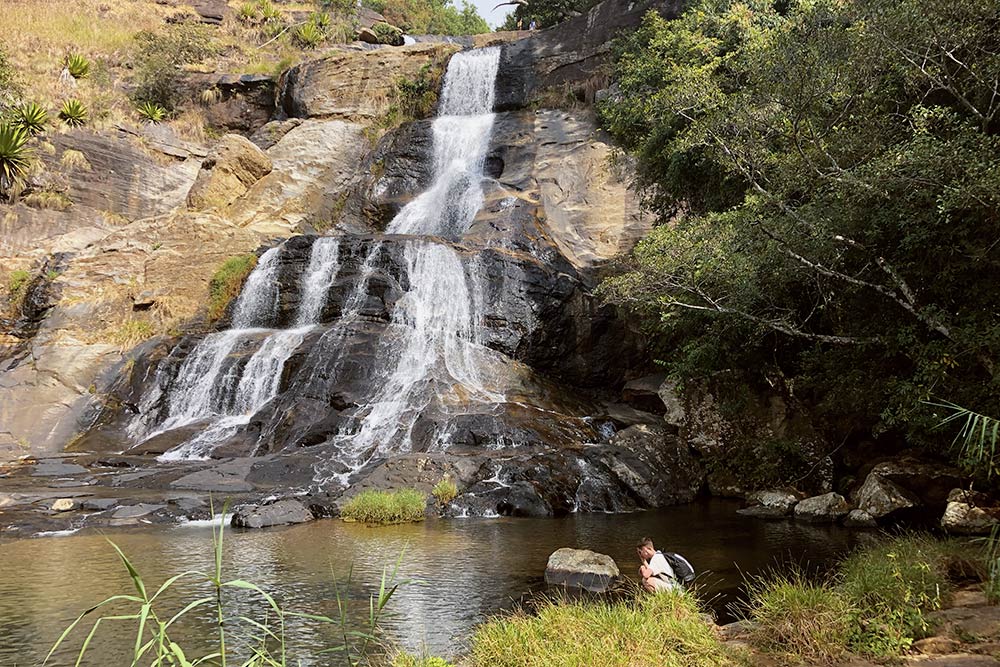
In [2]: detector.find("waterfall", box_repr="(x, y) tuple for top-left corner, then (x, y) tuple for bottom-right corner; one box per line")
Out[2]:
(137, 47), (506, 466)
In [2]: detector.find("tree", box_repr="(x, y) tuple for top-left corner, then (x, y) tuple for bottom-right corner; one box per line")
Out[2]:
(599, 0), (1000, 447)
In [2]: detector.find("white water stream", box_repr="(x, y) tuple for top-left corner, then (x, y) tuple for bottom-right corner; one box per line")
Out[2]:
(139, 47), (505, 465)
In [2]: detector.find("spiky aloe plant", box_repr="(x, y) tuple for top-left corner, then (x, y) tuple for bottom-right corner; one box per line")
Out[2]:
(59, 99), (88, 127)
(12, 102), (48, 135)
(294, 21), (325, 48)
(136, 101), (167, 123)
(0, 122), (31, 197)
(66, 53), (90, 79)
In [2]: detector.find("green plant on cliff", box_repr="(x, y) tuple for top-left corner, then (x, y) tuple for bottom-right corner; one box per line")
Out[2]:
(11, 102), (48, 135)
(208, 254), (258, 321)
(341, 489), (427, 525)
(58, 98), (87, 126)
(65, 53), (90, 79)
(294, 20), (326, 49)
(136, 101), (167, 124)
(598, 0), (1000, 457)
(7, 269), (31, 312)
(130, 24), (217, 112)
(372, 21), (404, 45)
(0, 122), (30, 198)
(432, 476), (458, 505)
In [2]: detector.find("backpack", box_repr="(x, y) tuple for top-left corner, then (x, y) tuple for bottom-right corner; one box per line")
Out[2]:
(659, 551), (696, 585)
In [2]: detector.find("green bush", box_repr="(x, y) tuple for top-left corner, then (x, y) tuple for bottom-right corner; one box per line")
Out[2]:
(12, 102), (47, 135)
(65, 53), (90, 79)
(432, 476), (457, 505)
(472, 591), (731, 667)
(130, 24), (217, 111)
(341, 489), (427, 525)
(208, 254), (258, 321)
(0, 122), (31, 197)
(744, 571), (852, 664)
(838, 535), (982, 657)
(372, 21), (404, 46)
(7, 269), (31, 302)
(58, 99), (88, 126)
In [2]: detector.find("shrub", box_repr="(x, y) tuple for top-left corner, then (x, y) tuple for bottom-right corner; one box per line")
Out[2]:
(394, 62), (443, 120)
(838, 535), (982, 657)
(8, 269), (31, 297)
(472, 591), (731, 667)
(743, 571), (852, 664)
(12, 102), (48, 135)
(294, 21), (325, 49)
(0, 122), (31, 197)
(136, 101), (167, 123)
(65, 53), (90, 79)
(24, 190), (72, 211)
(60, 148), (91, 171)
(58, 99), (88, 126)
(208, 254), (258, 321)
(130, 24), (216, 111)
(341, 489), (427, 525)
(372, 21), (404, 46)
(432, 476), (458, 504)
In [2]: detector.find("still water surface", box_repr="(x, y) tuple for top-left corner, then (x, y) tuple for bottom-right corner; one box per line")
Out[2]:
(0, 500), (860, 666)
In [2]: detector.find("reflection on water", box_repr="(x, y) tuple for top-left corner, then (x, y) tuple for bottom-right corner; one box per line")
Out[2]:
(0, 500), (859, 666)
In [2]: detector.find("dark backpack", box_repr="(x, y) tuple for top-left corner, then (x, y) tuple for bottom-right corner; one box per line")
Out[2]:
(659, 551), (696, 585)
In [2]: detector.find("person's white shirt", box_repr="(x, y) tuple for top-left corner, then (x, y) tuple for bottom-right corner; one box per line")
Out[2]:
(647, 551), (676, 580)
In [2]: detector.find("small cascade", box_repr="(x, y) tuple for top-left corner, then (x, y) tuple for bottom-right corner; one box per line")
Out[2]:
(295, 237), (341, 326)
(231, 246), (282, 329)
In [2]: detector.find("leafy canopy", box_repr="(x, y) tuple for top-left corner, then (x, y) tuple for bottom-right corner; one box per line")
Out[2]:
(599, 0), (1000, 449)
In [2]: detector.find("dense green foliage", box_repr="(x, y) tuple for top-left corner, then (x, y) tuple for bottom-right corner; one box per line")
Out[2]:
(362, 0), (489, 35)
(11, 102), (48, 135)
(744, 535), (983, 659)
(599, 0), (1000, 452)
(499, 0), (599, 30)
(472, 591), (731, 667)
(340, 489), (427, 524)
(130, 24), (217, 112)
(208, 254), (258, 321)
(432, 476), (458, 504)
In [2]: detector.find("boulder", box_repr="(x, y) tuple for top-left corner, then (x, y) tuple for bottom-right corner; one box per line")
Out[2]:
(856, 473), (919, 520)
(187, 134), (272, 210)
(793, 492), (851, 523)
(50, 498), (75, 512)
(544, 547), (620, 593)
(844, 509), (877, 528)
(232, 499), (314, 529)
(866, 458), (964, 506)
(942, 501), (1000, 535)
(738, 489), (801, 518)
(357, 27), (379, 44)
(621, 374), (667, 414)
(657, 378), (686, 428)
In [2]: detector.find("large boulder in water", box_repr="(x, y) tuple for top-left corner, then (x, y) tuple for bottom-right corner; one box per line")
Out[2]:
(544, 547), (620, 593)
(793, 492), (851, 523)
(232, 499), (314, 529)
(738, 489), (802, 518)
(856, 473), (919, 521)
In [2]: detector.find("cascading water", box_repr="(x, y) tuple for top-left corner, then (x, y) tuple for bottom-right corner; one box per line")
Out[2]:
(137, 47), (507, 467)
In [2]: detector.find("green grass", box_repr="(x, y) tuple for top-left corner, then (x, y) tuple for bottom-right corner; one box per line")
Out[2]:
(431, 477), (457, 505)
(109, 319), (155, 348)
(208, 254), (258, 321)
(743, 571), (852, 664)
(471, 591), (733, 667)
(393, 653), (454, 667)
(7, 269), (32, 312)
(341, 489), (427, 525)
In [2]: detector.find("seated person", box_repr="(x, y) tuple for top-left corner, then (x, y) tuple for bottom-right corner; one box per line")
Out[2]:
(636, 536), (681, 593)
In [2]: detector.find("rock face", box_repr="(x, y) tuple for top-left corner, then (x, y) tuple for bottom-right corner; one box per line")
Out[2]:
(544, 548), (620, 593)
(187, 135), (273, 210)
(280, 44), (460, 121)
(232, 499), (314, 529)
(793, 492), (851, 523)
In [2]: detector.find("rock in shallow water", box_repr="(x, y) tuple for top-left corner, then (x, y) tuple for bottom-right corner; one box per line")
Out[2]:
(544, 548), (620, 593)
(942, 501), (1000, 535)
(232, 499), (314, 529)
(738, 490), (801, 518)
(793, 492), (851, 523)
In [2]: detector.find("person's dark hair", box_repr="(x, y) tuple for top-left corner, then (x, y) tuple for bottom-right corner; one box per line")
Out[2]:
(636, 537), (654, 550)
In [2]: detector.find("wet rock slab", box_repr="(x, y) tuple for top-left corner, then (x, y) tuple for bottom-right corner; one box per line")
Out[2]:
(232, 499), (314, 529)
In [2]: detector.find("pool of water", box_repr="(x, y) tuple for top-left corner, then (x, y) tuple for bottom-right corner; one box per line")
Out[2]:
(0, 499), (860, 666)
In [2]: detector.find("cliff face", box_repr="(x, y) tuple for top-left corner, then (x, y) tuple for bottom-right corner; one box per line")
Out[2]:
(0, 0), (698, 531)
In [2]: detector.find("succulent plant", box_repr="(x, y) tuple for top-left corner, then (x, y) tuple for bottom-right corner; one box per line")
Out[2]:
(0, 122), (31, 196)
(59, 98), (88, 126)
(12, 102), (48, 135)
(136, 101), (167, 123)
(66, 53), (90, 79)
